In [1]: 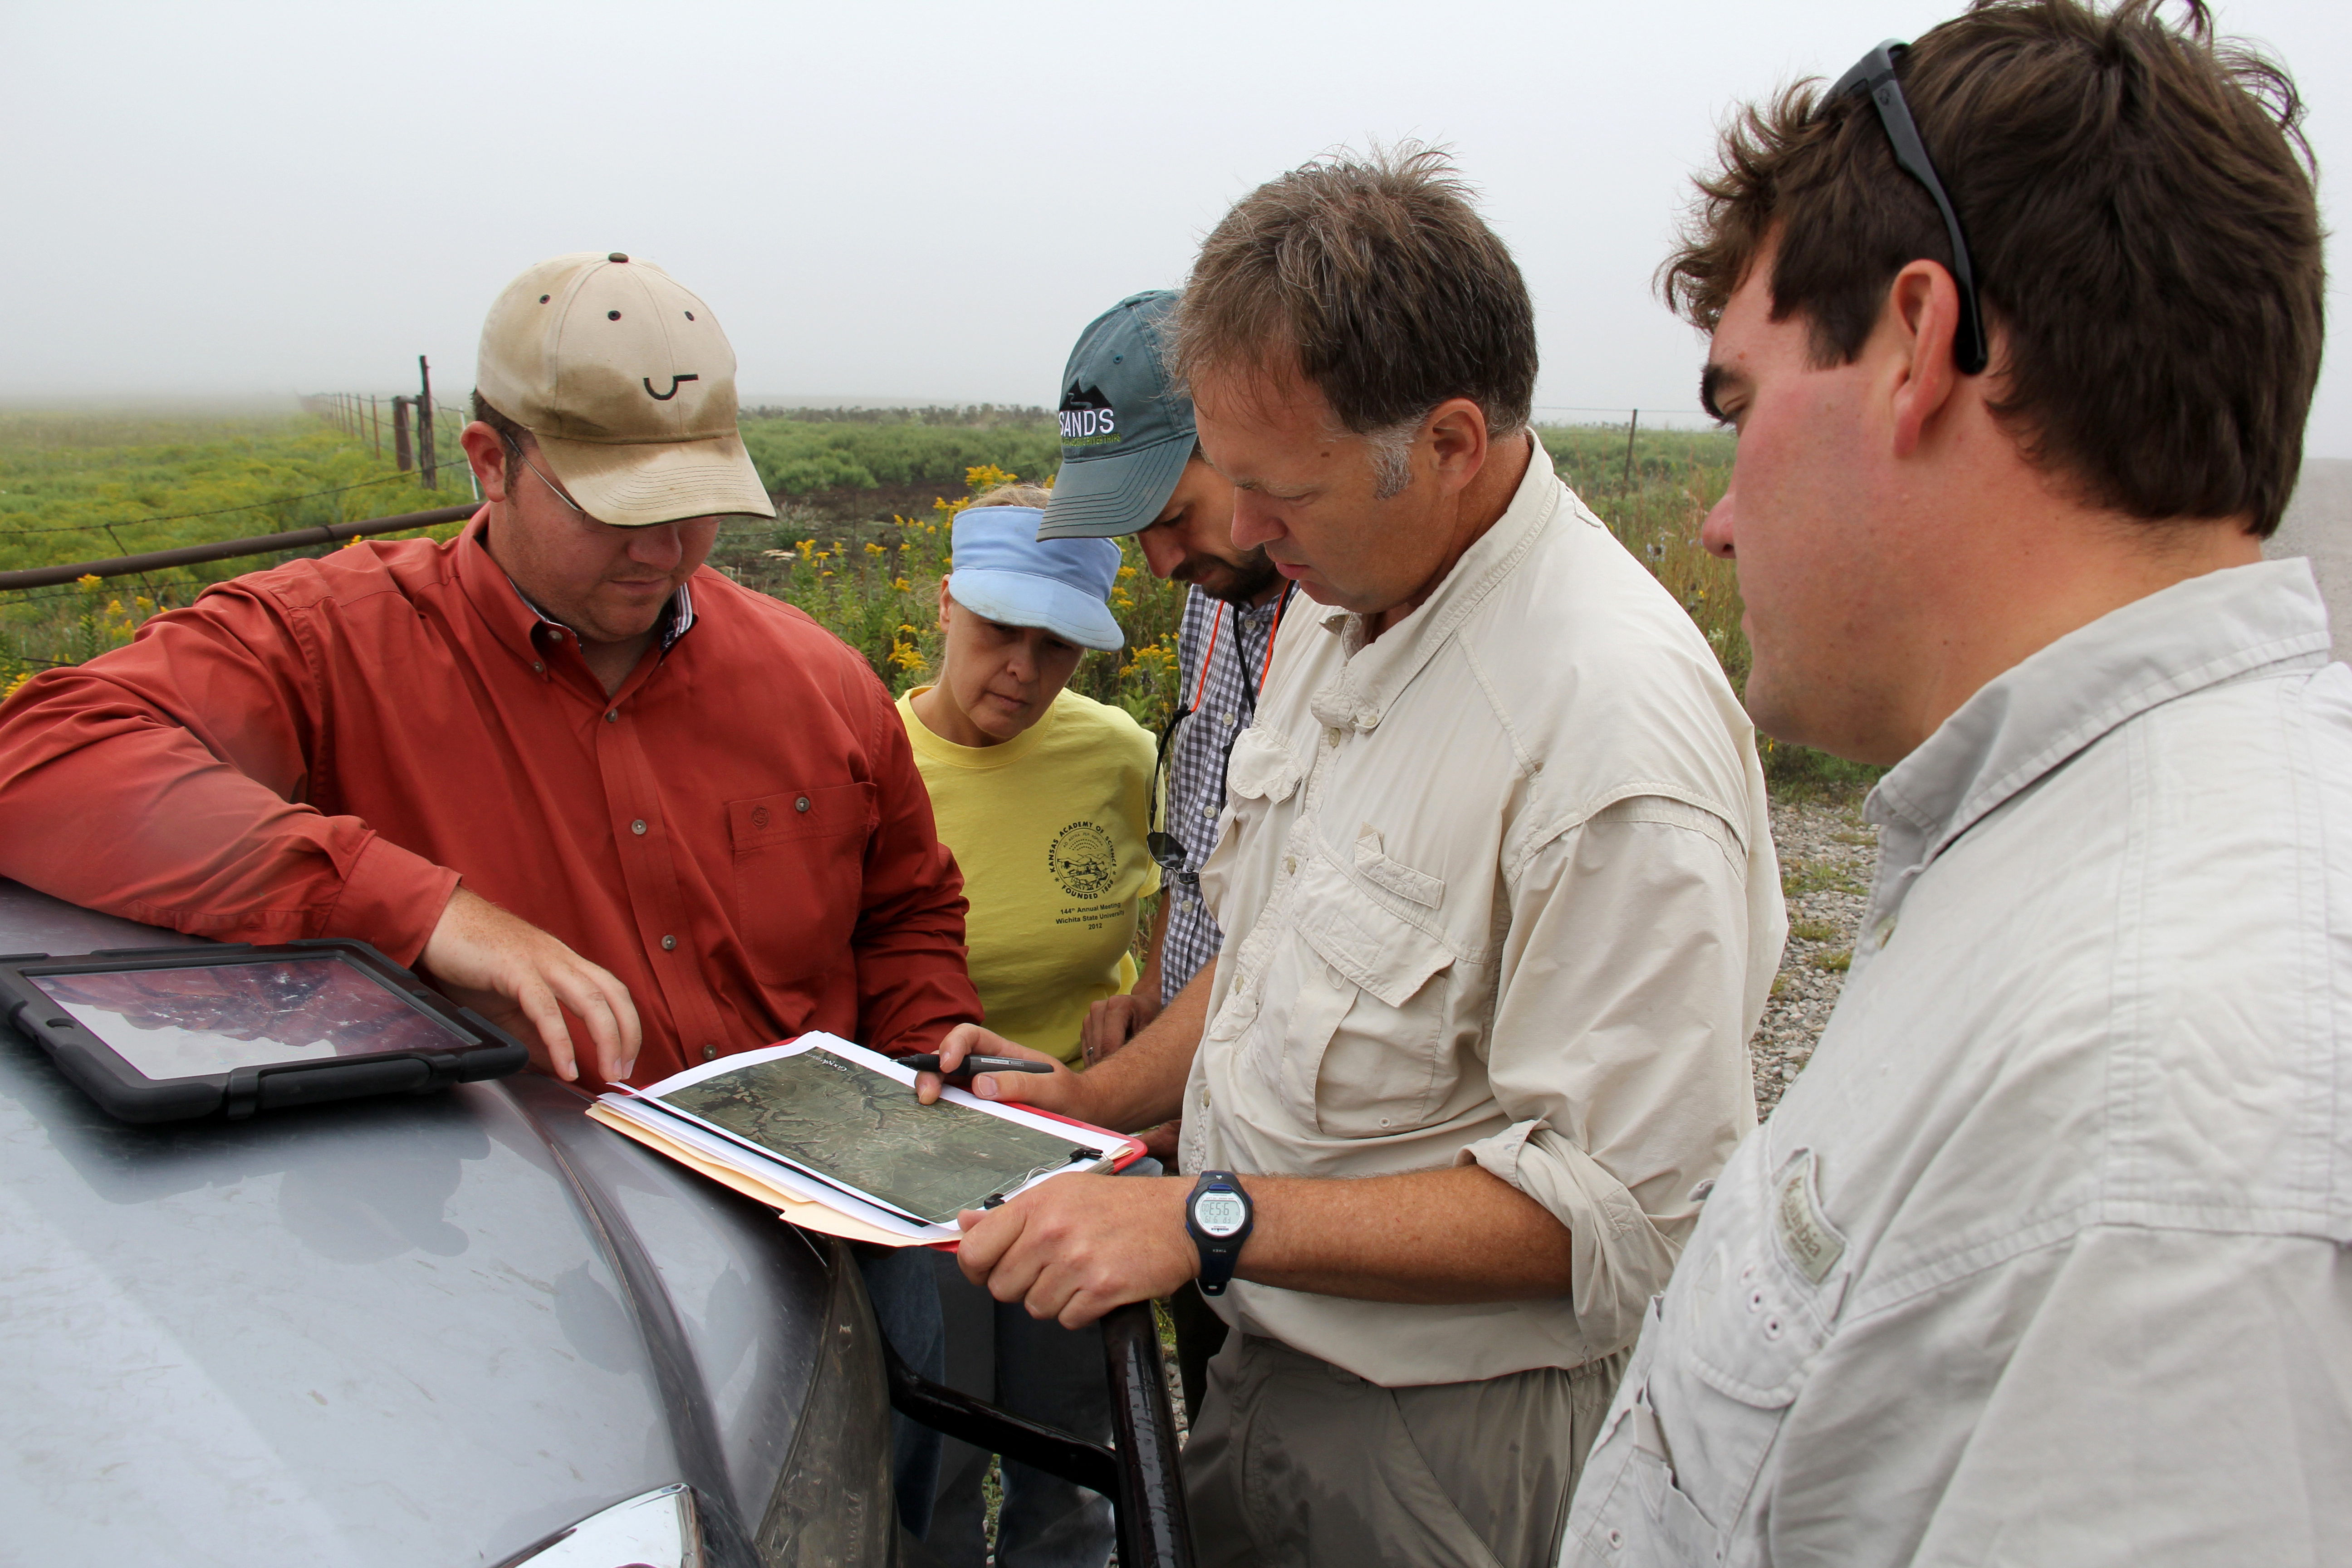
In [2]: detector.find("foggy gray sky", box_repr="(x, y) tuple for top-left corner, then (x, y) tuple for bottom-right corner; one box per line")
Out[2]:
(4, 0), (2347, 451)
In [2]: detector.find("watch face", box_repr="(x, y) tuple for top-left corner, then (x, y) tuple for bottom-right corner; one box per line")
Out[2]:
(1192, 1190), (1247, 1238)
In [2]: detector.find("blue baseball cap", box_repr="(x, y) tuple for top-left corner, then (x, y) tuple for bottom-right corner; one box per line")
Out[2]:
(1035, 290), (1195, 540)
(946, 507), (1125, 651)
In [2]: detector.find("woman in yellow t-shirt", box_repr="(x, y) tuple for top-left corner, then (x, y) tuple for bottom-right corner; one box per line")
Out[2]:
(897, 487), (1154, 1567)
(899, 489), (1159, 1063)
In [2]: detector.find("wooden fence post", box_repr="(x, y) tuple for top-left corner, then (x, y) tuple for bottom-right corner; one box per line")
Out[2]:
(418, 356), (437, 491)
(392, 396), (413, 474)
(1622, 409), (1641, 492)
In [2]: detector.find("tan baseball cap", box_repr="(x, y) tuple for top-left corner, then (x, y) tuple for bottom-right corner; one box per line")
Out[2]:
(475, 252), (776, 527)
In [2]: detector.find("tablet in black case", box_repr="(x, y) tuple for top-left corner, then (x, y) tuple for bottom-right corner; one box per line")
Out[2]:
(0, 940), (528, 1123)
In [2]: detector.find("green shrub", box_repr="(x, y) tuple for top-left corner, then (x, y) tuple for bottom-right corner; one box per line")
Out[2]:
(738, 416), (1063, 497)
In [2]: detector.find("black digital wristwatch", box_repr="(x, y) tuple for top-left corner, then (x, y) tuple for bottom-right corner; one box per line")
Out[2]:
(1184, 1170), (1254, 1296)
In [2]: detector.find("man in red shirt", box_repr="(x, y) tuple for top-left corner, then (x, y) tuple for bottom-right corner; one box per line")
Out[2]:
(0, 251), (977, 1087)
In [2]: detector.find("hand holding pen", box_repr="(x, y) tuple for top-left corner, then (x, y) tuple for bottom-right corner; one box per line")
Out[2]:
(899, 1053), (1054, 1077)
(909, 1027), (1070, 1107)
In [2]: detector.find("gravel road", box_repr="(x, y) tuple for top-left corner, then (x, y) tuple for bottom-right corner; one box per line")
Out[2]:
(1752, 797), (1880, 1117)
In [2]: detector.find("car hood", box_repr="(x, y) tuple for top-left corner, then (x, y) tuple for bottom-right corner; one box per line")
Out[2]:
(0, 881), (831, 1566)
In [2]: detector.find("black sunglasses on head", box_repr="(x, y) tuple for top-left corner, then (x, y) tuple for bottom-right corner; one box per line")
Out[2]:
(1831, 40), (1990, 375)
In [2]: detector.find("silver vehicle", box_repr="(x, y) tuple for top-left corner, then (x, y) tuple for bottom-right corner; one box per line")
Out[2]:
(0, 878), (1189, 1567)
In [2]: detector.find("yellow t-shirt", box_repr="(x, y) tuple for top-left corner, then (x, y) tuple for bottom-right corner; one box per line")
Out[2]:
(899, 687), (1161, 1063)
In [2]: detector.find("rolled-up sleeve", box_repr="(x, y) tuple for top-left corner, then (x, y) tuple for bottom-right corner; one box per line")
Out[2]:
(1457, 795), (1761, 1355)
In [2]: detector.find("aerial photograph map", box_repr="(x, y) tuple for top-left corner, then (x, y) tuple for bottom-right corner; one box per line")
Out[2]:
(656, 1048), (1098, 1223)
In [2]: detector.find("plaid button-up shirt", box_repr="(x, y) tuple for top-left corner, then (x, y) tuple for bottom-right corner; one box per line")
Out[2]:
(1159, 582), (1293, 1004)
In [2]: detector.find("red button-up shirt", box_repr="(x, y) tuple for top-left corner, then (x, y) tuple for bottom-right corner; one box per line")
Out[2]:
(0, 517), (977, 1084)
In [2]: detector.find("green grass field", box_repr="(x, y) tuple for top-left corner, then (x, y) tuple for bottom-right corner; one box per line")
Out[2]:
(0, 405), (1880, 796)
(0, 407), (479, 691)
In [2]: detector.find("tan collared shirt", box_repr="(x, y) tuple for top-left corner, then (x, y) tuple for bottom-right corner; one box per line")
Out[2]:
(1181, 440), (1784, 1387)
(1565, 559), (2352, 1567)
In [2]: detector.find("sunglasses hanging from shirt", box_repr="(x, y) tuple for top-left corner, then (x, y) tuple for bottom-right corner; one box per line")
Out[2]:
(1830, 40), (1990, 375)
(1147, 583), (1296, 877)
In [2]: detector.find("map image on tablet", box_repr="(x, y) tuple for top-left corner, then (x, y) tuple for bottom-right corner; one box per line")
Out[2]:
(655, 1049), (1092, 1224)
(34, 957), (461, 1080)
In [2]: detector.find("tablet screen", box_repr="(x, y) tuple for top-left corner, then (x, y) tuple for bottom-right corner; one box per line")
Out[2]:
(32, 957), (465, 1080)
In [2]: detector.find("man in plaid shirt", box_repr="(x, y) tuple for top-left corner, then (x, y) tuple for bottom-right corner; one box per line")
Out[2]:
(1037, 289), (1290, 1416)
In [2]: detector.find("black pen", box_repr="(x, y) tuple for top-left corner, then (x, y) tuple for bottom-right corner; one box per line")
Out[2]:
(899, 1053), (1056, 1076)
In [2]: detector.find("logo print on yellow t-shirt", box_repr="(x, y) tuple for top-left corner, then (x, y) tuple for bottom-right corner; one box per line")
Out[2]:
(1048, 821), (1117, 900)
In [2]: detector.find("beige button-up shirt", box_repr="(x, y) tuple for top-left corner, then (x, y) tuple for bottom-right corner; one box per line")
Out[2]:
(1182, 441), (1784, 1387)
(1564, 559), (2352, 1567)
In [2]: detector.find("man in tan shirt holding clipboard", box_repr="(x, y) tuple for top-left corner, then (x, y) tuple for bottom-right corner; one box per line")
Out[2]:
(919, 149), (1784, 1568)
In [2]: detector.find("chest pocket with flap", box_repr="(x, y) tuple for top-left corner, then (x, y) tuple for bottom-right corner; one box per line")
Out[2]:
(728, 783), (876, 985)
(1274, 849), (1461, 1137)
(1642, 1134), (1847, 1542)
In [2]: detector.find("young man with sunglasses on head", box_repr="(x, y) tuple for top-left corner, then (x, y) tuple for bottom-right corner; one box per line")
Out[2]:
(1563, 5), (2348, 1564)
(1038, 289), (1291, 1421)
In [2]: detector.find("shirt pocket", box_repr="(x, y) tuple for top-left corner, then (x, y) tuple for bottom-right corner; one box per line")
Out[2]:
(1568, 1317), (1715, 1568)
(1200, 723), (1305, 933)
(728, 783), (877, 985)
(1278, 851), (1459, 1137)
(1642, 1136), (1846, 1546)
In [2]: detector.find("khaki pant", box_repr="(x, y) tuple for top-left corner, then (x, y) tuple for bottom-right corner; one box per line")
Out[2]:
(1182, 1333), (1626, 1568)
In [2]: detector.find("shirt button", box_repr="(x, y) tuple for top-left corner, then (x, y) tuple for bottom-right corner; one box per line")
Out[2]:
(1608, 1529), (1623, 1550)
(1201, 807), (1217, 821)
(1325, 727), (1343, 747)
(605, 710), (619, 723)
(631, 819), (648, 835)
(1285, 856), (1297, 875)
(660, 934), (677, 951)
(530, 661), (544, 674)
(701, 1044), (717, 1061)
(795, 796), (811, 812)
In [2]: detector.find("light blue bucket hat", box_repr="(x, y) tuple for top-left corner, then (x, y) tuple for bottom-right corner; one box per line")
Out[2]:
(946, 507), (1125, 651)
